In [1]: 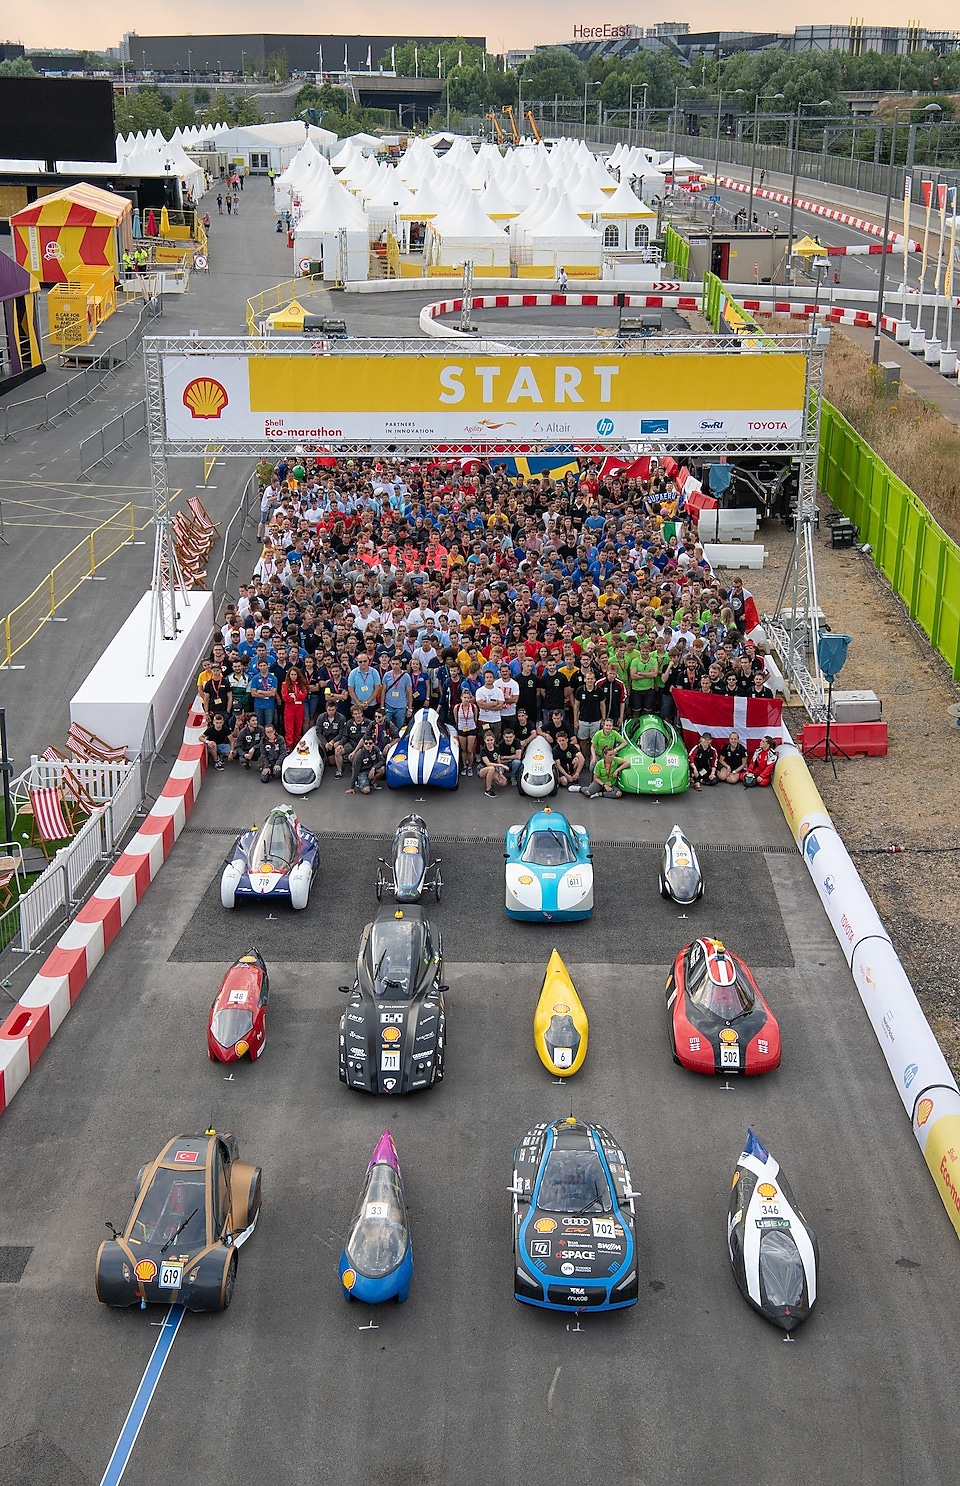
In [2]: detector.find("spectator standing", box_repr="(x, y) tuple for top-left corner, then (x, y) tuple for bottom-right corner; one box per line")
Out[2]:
(281, 666), (308, 747)
(347, 655), (382, 718)
(475, 669), (505, 740)
(455, 689), (479, 774)
(250, 661), (278, 729)
(382, 658), (413, 733)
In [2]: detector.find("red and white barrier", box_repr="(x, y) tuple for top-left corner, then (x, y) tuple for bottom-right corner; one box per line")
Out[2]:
(0, 704), (207, 1116)
(717, 176), (922, 252)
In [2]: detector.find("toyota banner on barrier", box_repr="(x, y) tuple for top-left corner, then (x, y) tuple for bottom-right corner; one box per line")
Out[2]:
(160, 350), (808, 446)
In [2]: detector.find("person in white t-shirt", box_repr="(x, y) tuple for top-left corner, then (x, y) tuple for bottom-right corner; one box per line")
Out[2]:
(475, 668), (505, 739)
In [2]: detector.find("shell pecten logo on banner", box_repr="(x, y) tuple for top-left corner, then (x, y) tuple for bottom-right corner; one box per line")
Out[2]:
(182, 377), (229, 420)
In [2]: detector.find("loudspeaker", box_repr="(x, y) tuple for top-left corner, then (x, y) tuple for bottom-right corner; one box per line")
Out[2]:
(817, 633), (852, 681)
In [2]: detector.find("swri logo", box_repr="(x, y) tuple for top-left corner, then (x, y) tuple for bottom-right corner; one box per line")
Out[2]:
(596, 417), (615, 436)
(700, 419), (724, 430)
(640, 418), (669, 435)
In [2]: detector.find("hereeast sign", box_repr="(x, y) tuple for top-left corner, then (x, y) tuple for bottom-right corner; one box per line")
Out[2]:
(572, 24), (641, 39)
(161, 352), (807, 444)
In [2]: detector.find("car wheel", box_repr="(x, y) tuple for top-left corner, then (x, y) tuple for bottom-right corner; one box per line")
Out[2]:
(659, 876), (669, 898)
(220, 883), (236, 910)
(220, 1251), (238, 1311)
(434, 874), (442, 903)
(376, 868), (384, 902)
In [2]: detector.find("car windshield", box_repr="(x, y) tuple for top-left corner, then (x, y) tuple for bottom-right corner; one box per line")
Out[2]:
(128, 1169), (207, 1251)
(369, 918), (425, 997)
(406, 711), (439, 753)
(636, 724), (667, 758)
(210, 1007), (254, 1046)
(687, 953), (755, 1019)
(346, 1164), (408, 1277)
(538, 1147), (612, 1214)
(520, 828), (577, 867)
(759, 1230), (805, 1307)
(249, 813), (297, 873)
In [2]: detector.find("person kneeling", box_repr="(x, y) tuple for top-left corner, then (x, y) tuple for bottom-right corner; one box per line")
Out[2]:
(717, 730), (747, 784)
(235, 711), (263, 770)
(689, 732), (719, 791)
(204, 713), (233, 771)
(259, 724), (287, 782)
(743, 735), (778, 788)
(347, 735), (385, 795)
(582, 745), (625, 799)
(553, 729), (585, 791)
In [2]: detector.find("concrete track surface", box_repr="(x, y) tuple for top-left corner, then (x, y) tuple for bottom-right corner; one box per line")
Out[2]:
(0, 771), (956, 1486)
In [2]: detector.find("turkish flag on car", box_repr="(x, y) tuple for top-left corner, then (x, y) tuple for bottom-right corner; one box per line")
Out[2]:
(671, 688), (783, 751)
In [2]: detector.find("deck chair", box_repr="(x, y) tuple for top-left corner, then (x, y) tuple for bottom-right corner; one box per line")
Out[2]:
(66, 721), (128, 763)
(0, 866), (14, 914)
(22, 787), (77, 860)
(39, 746), (99, 812)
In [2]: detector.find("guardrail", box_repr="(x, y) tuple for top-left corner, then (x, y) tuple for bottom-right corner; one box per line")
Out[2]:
(1, 505), (136, 669)
(245, 273), (325, 335)
(78, 401), (147, 479)
(0, 299), (159, 445)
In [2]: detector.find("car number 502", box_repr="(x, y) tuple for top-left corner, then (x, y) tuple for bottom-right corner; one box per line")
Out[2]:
(159, 1263), (183, 1289)
(720, 1047), (740, 1068)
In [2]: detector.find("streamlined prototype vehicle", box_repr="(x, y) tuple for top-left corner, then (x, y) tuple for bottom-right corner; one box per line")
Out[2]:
(339, 1130), (413, 1304)
(376, 814), (442, 903)
(511, 1117), (639, 1312)
(666, 937), (781, 1075)
(385, 708), (459, 790)
(619, 715), (689, 795)
(220, 806), (319, 910)
(95, 1131), (261, 1312)
(339, 908), (446, 1094)
(533, 950), (588, 1076)
(518, 735), (557, 798)
(281, 726), (325, 796)
(659, 823), (704, 905)
(504, 809), (594, 922)
(207, 950), (269, 1064)
(728, 1129), (819, 1332)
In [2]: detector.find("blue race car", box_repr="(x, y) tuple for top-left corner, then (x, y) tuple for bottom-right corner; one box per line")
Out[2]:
(220, 805), (320, 910)
(504, 809), (594, 921)
(385, 708), (460, 790)
(339, 1130), (414, 1304)
(511, 1117), (639, 1312)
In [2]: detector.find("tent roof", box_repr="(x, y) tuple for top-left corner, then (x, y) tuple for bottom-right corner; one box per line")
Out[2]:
(0, 250), (34, 300)
(10, 182), (132, 225)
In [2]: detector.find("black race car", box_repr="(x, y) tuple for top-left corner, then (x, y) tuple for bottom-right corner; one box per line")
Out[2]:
(511, 1117), (639, 1312)
(339, 907), (447, 1094)
(95, 1130), (261, 1312)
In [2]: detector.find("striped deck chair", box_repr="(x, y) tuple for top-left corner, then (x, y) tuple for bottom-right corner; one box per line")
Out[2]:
(24, 787), (77, 860)
(66, 722), (128, 763)
(39, 746), (99, 812)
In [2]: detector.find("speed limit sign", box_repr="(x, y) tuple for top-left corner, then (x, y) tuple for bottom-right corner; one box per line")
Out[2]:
(298, 257), (311, 273)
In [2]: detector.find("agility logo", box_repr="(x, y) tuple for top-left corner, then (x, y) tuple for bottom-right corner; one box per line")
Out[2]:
(182, 376), (229, 419)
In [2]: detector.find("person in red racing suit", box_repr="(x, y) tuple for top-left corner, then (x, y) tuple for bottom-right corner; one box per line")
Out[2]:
(744, 735), (778, 787)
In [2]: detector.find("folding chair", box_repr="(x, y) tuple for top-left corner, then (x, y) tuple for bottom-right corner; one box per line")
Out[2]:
(0, 865), (14, 914)
(66, 722), (128, 763)
(22, 787), (77, 860)
(39, 746), (99, 813)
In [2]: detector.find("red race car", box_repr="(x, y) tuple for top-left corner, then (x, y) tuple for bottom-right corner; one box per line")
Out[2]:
(665, 937), (781, 1076)
(208, 950), (269, 1063)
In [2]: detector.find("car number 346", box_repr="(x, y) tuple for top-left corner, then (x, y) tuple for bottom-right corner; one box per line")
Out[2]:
(159, 1263), (183, 1289)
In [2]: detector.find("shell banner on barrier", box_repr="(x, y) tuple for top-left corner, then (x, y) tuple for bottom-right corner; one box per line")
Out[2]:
(919, 1110), (960, 1239)
(772, 750), (831, 847)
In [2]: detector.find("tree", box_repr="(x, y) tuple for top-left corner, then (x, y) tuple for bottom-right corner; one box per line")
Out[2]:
(384, 37), (488, 77)
(202, 90), (233, 125)
(170, 91), (197, 129)
(263, 51), (289, 83)
(0, 56), (37, 77)
(231, 96), (262, 125)
(519, 47), (585, 102)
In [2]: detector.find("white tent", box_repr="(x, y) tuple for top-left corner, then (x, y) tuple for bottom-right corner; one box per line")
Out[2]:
(426, 191), (510, 269)
(595, 177), (657, 251)
(524, 195), (602, 272)
(292, 184), (369, 281)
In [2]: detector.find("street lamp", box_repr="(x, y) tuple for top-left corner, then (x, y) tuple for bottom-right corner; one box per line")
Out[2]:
(748, 92), (784, 228)
(583, 79), (599, 139)
(187, 49), (192, 83)
(668, 85), (686, 196)
(786, 100), (832, 284)
(241, 49), (246, 79)
(709, 87), (743, 270)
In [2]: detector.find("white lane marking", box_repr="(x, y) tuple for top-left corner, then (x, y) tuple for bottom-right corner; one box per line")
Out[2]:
(547, 1365), (561, 1413)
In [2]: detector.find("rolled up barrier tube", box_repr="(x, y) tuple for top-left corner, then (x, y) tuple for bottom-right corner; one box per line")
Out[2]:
(773, 741), (960, 1240)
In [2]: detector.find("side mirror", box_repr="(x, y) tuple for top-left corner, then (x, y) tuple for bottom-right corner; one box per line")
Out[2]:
(438, 984), (450, 994)
(338, 984), (351, 994)
(507, 1183), (526, 1196)
(623, 1188), (640, 1201)
(105, 1220), (120, 1239)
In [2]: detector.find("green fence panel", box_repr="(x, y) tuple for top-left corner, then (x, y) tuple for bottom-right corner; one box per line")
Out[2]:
(819, 399), (960, 680)
(663, 224), (689, 280)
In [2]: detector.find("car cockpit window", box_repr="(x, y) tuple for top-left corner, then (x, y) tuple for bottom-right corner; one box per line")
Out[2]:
(129, 1171), (207, 1250)
(370, 919), (419, 996)
(407, 711), (439, 753)
(250, 816), (296, 873)
(520, 829), (577, 867)
(346, 1164), (408, 1278)
(538, 1148), (612, 1214)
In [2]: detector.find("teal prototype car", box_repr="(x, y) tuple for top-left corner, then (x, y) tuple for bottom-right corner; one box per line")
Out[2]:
(618, 716), (689, 795)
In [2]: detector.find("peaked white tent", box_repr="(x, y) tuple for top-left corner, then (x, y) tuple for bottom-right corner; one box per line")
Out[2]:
(292, 184), (369, 281)
(425, 191), (510, 269)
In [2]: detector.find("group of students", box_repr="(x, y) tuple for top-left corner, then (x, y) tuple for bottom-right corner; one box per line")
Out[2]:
(198, 446), (786, 799)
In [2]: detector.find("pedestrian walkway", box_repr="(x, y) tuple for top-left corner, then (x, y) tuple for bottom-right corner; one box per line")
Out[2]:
(842, 323), (960, 429)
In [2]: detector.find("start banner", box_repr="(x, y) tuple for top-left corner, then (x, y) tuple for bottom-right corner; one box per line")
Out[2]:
(160, 351), (808, 446)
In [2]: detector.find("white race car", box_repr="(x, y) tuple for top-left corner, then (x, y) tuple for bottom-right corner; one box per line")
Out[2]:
(281, 726), (325, 796)
(518, 735), (557, 798)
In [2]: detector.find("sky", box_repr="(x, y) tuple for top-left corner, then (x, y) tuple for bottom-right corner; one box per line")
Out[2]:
(4, 3), (959, 55)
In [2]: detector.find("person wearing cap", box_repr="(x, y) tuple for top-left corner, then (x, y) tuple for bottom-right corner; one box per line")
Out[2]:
(475, 668), (505, 741)
(235, 712), (264, 769)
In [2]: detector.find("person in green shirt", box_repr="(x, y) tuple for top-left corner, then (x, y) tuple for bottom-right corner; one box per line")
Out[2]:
(589, 716), (626, 771)
(583, 745), (626, 798)
(629, 639), (660, 716)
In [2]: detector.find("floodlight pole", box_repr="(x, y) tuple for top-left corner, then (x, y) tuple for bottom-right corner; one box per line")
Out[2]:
(144, 337), (192, 677)
(872, 110), (899, 366)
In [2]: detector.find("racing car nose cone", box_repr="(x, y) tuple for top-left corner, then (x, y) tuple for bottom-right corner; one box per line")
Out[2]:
(370, 1130), (400, 1169)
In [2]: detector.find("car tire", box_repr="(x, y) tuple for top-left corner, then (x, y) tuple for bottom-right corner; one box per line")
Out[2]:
(220, 885), (236, 910)
(220, 1250), (238, 1311)
(376, 869), (384, 903)
(434, 875), (442, 903)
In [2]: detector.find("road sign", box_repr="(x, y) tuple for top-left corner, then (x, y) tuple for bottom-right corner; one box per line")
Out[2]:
(708, 193), (722, 203)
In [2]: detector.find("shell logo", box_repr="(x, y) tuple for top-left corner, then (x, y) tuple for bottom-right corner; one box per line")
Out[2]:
(719, 1028), (739, 1045)
(534, 1217), (557, 1233)
(648, 763), (662, 774)
(552, 1003), (570, 1014)
(135, 1260), (157, 1282)
(757, 1182), (778, 1200)
(916, 1097), (934, 1127)
(182, 376), (229, 420)
(235, 1040), (250, 1057)
(342, 1268), (357, 1291)
(517, 874), (534, 885)
(382, 1026), (402, 1043)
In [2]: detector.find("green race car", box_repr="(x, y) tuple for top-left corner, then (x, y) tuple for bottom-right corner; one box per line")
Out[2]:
(618, 715), (690, 795)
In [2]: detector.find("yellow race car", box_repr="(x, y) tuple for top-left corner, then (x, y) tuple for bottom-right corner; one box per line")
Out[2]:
(533, 950), (588, 1076)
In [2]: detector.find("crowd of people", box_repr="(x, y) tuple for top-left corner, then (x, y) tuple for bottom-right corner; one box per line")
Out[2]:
(198, 450), (781, 798)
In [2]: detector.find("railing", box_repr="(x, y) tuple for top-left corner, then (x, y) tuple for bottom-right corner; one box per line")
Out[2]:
(62, 811), (106, 902)
(78, 401), (147, 479)
(1, 505), (136, 668)
(0, 298), (160, 444)
(245, 274), (325, 335)
(16, 861), (70, 953)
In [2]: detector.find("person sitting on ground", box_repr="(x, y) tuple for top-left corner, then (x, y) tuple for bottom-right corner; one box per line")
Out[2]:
(553, 729), (585, 790)
(582, 744), (626, 799)
(689, 732), (719, 790)
(744, 735), (778, 788)
(498, 724), (523, 785)
(346, 732), (385, 795)
(478, 728), (508, 798)
(204, 711), (233, 770)
(235, 712), (264, 770)
(717, 730), (748, 784)
(317, 699), (346, 778)
(259, 723), (287, 782)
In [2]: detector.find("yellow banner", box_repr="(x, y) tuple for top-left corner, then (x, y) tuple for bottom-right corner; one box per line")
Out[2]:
(248, 353), (807, 417)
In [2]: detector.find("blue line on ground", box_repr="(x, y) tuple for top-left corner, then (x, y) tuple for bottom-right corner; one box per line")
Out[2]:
(99, 1304), (186, 1486)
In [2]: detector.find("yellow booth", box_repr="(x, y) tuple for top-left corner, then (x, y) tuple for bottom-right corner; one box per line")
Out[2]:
(10, 183), (134, 287)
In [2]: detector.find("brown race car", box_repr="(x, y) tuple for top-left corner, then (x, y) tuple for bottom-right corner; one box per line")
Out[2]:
(95, 1130), (261, 1312)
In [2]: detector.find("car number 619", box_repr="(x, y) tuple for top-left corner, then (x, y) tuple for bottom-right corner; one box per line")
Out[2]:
(159, 1263), (183, 1289)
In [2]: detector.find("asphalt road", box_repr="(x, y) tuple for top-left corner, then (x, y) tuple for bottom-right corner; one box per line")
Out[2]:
(0, 771), (957, 1486)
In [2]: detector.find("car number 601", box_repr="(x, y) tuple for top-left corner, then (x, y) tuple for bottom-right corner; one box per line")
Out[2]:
(159, 1263), (183, 1289)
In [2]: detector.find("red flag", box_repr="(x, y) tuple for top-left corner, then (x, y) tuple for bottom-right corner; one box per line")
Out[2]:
(937, 183), (948, 211)
(671, 688), (783, 751)
(921, 180), (934, 209)
(599, 455), (651, 481)
(738, 586), (760, 632)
